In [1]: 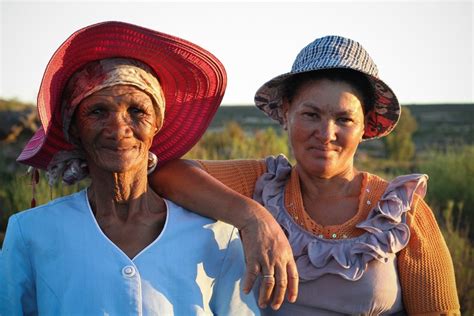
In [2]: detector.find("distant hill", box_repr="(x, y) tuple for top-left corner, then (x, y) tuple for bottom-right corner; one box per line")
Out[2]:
(403, 104), (474, 149)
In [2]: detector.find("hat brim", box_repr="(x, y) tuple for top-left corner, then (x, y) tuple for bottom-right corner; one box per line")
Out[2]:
(254, 67), (400, 140)
(17, 21), (226, 169)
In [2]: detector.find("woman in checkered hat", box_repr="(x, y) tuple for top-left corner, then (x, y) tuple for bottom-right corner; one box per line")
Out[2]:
(151, 35), (460, 314)
(0, 21), (260, 315)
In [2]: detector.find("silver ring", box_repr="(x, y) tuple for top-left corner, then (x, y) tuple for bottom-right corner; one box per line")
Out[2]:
(262, 274), (274, 278)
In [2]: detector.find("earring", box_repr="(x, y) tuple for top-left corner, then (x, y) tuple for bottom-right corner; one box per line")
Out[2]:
(147, 152), (158, 174)
(28, 167), (40, 208)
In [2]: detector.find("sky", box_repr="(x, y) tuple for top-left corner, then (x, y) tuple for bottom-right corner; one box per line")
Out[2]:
(0, 0), (473, 106)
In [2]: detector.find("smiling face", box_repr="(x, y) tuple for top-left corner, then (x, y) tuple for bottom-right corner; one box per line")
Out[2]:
(283, 79), (365, 179)
(71, 85), (160, 174)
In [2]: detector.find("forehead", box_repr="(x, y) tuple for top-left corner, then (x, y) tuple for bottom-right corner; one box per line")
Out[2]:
(87, 85), (151, 99)
(290, 79), (364, 112)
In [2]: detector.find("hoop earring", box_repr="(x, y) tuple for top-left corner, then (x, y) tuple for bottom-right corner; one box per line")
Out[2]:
(147, 152), (158, 174)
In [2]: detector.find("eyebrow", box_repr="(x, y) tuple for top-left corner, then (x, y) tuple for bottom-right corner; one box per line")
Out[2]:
(300, 103), (358, 116)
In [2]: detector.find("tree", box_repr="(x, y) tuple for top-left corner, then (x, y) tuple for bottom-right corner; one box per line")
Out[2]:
(383, 107), (417, 161)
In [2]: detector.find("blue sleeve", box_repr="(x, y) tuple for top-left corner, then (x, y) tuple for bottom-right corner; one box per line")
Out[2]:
(0, 215), (37, 315)
(210, 227), (260, 316)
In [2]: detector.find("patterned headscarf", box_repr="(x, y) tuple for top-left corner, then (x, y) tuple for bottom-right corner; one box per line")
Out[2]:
(47, 58), (163, 185)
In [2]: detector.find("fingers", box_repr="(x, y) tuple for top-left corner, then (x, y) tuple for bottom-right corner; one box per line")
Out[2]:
(242, 263), (260, 294)
(238, 215), (299, 309)
(270, 263), (288, 310)
(286, 260), (299, 303)
(258, 267), (275, 309)
(259, 261), (299, 310)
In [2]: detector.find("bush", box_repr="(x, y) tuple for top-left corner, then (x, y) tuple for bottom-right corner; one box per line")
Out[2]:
(186, 121), (290, 160)
(417, 146), (474, 235)
(439, 201), (474, 314)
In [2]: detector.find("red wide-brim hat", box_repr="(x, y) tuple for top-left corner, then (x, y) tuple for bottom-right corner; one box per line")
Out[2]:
(17, 21), (227, 169)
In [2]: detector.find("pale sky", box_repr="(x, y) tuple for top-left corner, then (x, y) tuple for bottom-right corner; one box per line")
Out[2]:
(1, 0), (473, 105)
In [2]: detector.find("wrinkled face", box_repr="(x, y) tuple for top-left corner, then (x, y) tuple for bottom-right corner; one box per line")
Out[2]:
(283, 79), (365, 178)
(71, 85), (160, 174)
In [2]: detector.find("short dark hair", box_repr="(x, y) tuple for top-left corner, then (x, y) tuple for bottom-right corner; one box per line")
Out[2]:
(282, 68), (374, 114)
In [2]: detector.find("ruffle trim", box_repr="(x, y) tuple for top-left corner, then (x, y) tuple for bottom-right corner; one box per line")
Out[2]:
(253, 154), (428, 281)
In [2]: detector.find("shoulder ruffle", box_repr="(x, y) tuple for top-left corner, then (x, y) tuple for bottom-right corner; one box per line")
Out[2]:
(253, 155), (428, 281)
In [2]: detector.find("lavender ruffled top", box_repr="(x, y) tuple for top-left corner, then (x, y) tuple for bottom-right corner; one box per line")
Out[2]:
(253, 155), (428, 282)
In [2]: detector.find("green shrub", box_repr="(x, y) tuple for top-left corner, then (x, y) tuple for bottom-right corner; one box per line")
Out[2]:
(439, 201), (474, 314)
(417, 146), (474, 234)
(383, 107), (417, 161)
(186, 121), (290, 160)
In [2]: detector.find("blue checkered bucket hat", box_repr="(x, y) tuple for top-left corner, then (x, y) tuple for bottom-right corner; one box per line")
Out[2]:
(254, 35), (400, 139)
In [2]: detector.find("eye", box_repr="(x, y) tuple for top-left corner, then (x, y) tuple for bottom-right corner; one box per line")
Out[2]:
(337, 117), (353, 124)
(88, 106), (106, 116)
(90, 108), (103, 115)
(303, 112), (319, 119)
(129, 106), (146, 115)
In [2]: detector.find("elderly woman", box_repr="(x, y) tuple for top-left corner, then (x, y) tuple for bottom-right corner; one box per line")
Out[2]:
(0, 21), (259, 315)
(151, 36), (460, 314)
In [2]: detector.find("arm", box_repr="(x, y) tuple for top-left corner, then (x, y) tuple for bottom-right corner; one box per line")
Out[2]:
(0, 216), (38, 315)
(397, 195), (460, 315)
(149, 159), (298, 309)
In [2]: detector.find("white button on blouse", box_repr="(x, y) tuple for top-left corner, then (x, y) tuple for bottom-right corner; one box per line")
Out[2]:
(122, 265), (136, 278)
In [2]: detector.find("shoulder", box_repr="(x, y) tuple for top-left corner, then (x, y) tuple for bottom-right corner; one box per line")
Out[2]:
(366, 173), (428, 208)
(7, 190), (88, 237)
(13, 190), (86, 219)
(409, 192), (435, 220)
(365, 172), (428, 188)
(164, 199), (238, 240)
(365, 172), (389, 190)
(163, 200), (242, 265)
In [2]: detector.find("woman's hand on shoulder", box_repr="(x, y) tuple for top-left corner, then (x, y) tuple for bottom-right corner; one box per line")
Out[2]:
(240, 210), (298, 310)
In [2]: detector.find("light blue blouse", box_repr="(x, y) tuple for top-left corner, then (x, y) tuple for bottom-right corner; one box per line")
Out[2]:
(0, 189), (259, 316)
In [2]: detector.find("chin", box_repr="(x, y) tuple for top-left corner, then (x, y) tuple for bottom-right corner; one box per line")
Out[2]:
(94, 159), (145, 174)
(91, 150), (148, 174)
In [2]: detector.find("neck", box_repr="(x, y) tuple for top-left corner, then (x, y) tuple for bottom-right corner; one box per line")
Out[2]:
(296, 164), (362, 199)
(87, 165), (164, 221)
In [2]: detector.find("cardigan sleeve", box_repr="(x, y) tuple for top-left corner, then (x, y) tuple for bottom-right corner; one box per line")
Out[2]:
(196, 159), (267, 198)
(0, 215), (38, 315)
(397, 195), (460, 315)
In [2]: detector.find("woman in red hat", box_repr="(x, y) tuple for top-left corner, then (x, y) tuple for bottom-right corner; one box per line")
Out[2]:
(150, 36), (460, 314)
(0, 21), (259, 315)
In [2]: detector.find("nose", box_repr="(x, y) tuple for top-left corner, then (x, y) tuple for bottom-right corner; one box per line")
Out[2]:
(103, 112), (133, 139)
(315, 120), (337, 144)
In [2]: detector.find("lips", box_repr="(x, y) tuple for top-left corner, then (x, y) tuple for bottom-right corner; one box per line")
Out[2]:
(306, 145), (340, 159)
(309, 145), (336, 152)
(102, 145), (137, 153)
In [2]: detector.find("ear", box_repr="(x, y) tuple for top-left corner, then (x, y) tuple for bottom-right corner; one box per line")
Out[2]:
(154, 121), (162, 136)
(68, 121), (83, 147)
(69, 123), (79, 140)
(281, 99), (290, 131)
(360, 115), (368, 142)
